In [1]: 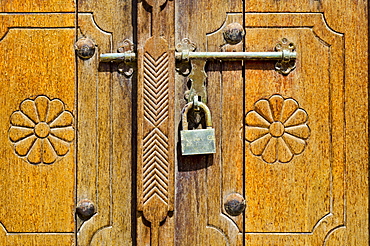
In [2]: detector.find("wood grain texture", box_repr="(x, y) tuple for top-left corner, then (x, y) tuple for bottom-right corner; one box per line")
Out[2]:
(76, 13), (112, 245)
(0, 0), (366, 245)
(0, 0), (74, 12)
(338, 0), (369, 244)
(76, 10), (134, 246)
(174, 1), (367, 246)
(243, 13), (344, 235)
(175, 1), (245, 245)
(77, 0), (134, 243)
(0, 13), (75, 245)
(137, 0), (175, 245)
(205, 13), (245, 246)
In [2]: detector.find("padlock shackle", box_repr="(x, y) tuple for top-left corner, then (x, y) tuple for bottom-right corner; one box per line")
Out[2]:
(182, 101), (213, 130)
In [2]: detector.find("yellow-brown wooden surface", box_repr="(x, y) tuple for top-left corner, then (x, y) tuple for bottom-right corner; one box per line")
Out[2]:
(243, 13), (344, 244)
(77, 0), (134, 244)
(0, 13), (75, 245)
(0, 0), (367, 245)
(172, 0), (368, 245)
(0, 0), (74, 12)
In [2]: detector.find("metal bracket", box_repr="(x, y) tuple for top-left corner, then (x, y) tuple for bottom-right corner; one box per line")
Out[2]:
(117, 39), (135, 77)
(100, 38), (136, 63)
(274, 38), (296, 75)
(175, 38), (196, 76)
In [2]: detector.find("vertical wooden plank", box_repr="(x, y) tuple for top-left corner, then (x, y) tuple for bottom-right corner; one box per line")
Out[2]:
(136, 0), (175, 245)
(338, 1), (369, 244)
(77, 0), (134, 242)
(205, 13), (245, 246)
(75, 13), (114, 246)
(175, 1), (244, 245)
(0, 14), (75, 245)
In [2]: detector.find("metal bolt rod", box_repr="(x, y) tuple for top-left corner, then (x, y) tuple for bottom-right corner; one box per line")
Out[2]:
(100, 51), (296, 63)
(176, 51), (296, 61)
(100, 52), (136, 62)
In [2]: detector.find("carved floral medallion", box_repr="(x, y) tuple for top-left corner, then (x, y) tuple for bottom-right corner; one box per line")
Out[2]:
(245, 95), (310, 163)
(9, 96), (74, 165)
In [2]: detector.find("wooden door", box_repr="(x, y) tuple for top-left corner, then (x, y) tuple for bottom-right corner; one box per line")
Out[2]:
(0, 0), (368, 245)
(0, 2), (76, 245)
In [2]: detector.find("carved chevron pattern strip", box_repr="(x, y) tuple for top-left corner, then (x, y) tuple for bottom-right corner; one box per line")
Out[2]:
(143, 52), (169, 127)
(142, 51), (170, 206)
(143, 128), (169, 204)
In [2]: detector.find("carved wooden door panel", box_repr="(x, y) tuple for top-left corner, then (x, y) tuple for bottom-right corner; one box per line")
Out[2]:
(162, 1), (368, 246)
(0, 0), (134, 245)
(0, 1), (77, 245)
(0, 0), (368, 246)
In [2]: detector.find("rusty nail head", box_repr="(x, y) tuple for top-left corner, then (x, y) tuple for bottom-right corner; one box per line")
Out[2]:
(224, 193), (246, 216)
(223, 23), (245, 45)
(76, 199), (95, 220)
(75, 38), (95, 59)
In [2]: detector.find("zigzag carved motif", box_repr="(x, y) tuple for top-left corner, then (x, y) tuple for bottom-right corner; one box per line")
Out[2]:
(143, 128), (169, 205)
(143, 52), (169, 127)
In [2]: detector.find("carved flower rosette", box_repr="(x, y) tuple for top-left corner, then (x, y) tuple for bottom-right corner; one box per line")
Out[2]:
(9, 96), (74, 165)
(245, 95), (310, 163)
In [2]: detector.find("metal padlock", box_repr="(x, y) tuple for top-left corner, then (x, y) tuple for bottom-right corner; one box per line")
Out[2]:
(180, 101), (216, 155)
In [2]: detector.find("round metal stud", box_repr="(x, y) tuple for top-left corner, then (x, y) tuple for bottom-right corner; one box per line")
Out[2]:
(224, 193), (246, 216)
(76, 199), (95, 220)
(75, 38), (96, 59)
(223, 23), (245, 45)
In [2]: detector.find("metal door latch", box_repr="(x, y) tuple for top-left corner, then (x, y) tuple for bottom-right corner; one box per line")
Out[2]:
(100, 38), (296, 106)
(100, 38), (297, 76)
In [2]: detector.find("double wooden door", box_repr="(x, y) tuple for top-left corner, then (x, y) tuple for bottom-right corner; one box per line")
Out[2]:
(0, 0), (368, 245)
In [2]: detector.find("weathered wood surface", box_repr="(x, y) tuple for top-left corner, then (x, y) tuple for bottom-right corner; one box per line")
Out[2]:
(77, 0), (134, 244)
(173, 0), (368, 246)
(0, 0), (367, 245)
(0, 12), (75, 245)
(243, 12), (344, 238)
(136, 0), (175, 245)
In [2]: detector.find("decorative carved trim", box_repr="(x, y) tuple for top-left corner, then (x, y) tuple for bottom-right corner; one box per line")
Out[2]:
(143, 52), (169, 127)
(9, 95), (74, 165)
(137, 0), (174, 244)
(245, 94), (310, 163)
(142, 128), (169, 205)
